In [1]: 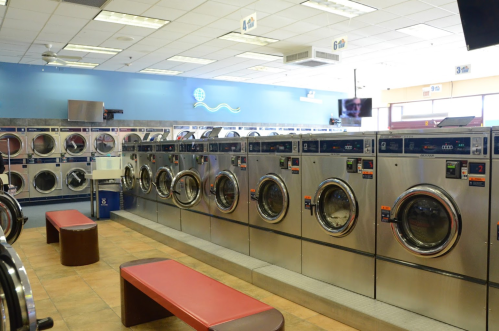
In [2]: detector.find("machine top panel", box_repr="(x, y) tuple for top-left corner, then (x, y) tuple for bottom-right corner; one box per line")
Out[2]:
(179, 142), (205, 153)
(0, 127), (24, 132)
(209, 141), (246, 153)
(91, 128), (118, 132)
(119, 128), (143, 132)
(28, 127), (59, 132)
(249, 140), (299, 154)
(60, 128), (83, 132)
(157, 144), (176, 152)
(137, 144), (154, 152)
(146, 128), (163, 132)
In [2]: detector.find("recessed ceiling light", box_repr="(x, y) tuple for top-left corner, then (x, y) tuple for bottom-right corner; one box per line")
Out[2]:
(94, 11), (169, 29)
(248, 66), (286, 73)
(215, 76), (249, 82)
(236, 52), (282, 61)
(64, 44), (122, 55)
(301, 0), (377, 18)
(48, 61), (99, 68)
(0, 0), (6, 6)
(397, 24), (453, 39)
(167, 56), (216, 65)
(140, 68), (183, 75)
(116, 36), (135, 42)
(219, 32), (278, 46)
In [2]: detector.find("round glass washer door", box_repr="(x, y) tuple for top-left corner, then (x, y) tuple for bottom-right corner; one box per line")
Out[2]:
(139, 165), (153, 194)
(214, 171), (239, 213)
(314, 179), (357, 237)
(177, 131), (195, 140)
(155, 167), (174, 199)
(0, 172), (25, 196)
(248, 131), (260, 137)
(225, 131), (240, 138)
(33, 171), (58, 194)
(256, 174), (288, 223)
(122, 164), (135, 191)
(268, 132), (279, 136)
(0, 193), (25, 245)
(95, 133), (116, 154)
(390, 185), (460, 258)
(66, 169), (88, 192)
(171, 170), (202, 209)
(0, 134), (23, 158)
(123, 133), (142, 144)
(64, 134), (87, 156)
(32, 134), (56, 157)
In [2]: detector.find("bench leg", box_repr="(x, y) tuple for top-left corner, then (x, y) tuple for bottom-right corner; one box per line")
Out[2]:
(60, 225), (100, 266)
(46, 219), (59, 244)
(121, 277), (173, 327)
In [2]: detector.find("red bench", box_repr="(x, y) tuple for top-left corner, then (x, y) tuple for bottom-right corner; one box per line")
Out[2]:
(120, 258), (285, 330)
(45, 210), (99, 266)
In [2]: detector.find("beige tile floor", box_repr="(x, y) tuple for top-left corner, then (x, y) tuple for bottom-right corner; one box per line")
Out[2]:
(13, 221), (358, 331)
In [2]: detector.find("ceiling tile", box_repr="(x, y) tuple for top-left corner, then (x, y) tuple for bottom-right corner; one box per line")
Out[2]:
(426, 15), (461, 28)
(354, 10), (399, 25)
(439, 2), (460, 14)
(248, 0), (295, 14)
(258, 15), (296, 29)
(206, 18), (239, 30)
(104, 0), (152, 15)
(383, 1), (433, 16)
(84, 20), (125, 33)
(156, 0), (207, 11)
(275, 5), (322, 20)
(282, 21), (321, 34)
(192, 1), (239, 17)
(329, 19), (370, 32)
(118, 26), (156, 37)
(141, 6), (187, 21)
(176, 12), (219, 26)
(377, 17), (419, 29)
(352, 0), (409, 9)
(191, 27), (235, 38)
(54, 2), (101, 19)
(176, 34), (213, 44)
(405, 8), (453, 23)
(302, 12), (347, 26)
(445, 24), (463, 34)
(9, 0), (58, 14)
(135, 37), (171, 47)
(46, 15), (89, 30)
(374, 30), (407, 41)
(224, 8), (270, 21)
(6, 7), (51, 23)
(0, 56), (21, 63)
(2, 18), (45, 32)
(37, 31), (79, 43)
(0, 28), (38, 42)
(354, 24), (390, 37)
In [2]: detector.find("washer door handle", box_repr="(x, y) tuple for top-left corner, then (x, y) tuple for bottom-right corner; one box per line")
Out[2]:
(309, 203), (316, 216)
(386, 218), (399, 223)
(250, 195), (259, 201)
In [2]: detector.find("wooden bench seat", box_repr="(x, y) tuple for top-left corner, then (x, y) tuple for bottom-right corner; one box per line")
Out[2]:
(46, 210), (99, 266)
(120, 258), (285, 330)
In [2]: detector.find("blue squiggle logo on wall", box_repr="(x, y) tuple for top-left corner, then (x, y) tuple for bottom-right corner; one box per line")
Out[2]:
(193, 88), (240, 113)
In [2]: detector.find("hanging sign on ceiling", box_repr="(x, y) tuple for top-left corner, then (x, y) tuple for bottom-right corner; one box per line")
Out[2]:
(456, 64), (471, 75)
(430, 84), (443, 93)
(332, 36), (348, 52)
(241, 13), (257, 34)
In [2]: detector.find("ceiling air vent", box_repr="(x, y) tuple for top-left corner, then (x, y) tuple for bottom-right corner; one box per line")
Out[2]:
(63, 0), (108, 8)
(283, 47), (340, 67)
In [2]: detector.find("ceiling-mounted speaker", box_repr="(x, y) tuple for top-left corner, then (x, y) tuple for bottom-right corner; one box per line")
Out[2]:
(63, 0), (108, 8)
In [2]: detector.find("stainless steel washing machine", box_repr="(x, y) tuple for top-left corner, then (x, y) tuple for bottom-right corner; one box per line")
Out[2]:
(377, 127), (489, 331)
(301, 132), (376, 298)
(118, 128), (145, 151)
(122, 143), (138, 213)
(27, 127), (61, 158)
(135, 142), (157, 222)
(155, 142), (181, 230)
(60, 128), (91, 157)
(28, 157), (62, 202)
(248, 135), (301, 273)
(489, 127), (499, 331)
(0, 127), (27, 159)
(172, 139), (210, 241)
(208, 137), (249, 255)
(91, 128), (119, 156)
(61, 156), (91, 199)
(2, 159), (30, 202)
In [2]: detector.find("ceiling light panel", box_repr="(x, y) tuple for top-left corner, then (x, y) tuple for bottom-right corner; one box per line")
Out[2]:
(167, 56), (216, 64)
(140, 68), (183, 75)
(397, 24), (453, 39)
(215, 76), (249, 81)
(219, 32), (278, 46)
(301, 0), (377, 18)
(0, 0), (6, 5)
(94, 11), (169, 29)
(249, 66), (286, 73)
(236, 52), (282, 61)
(64, 44), (122, 55)
(48, 62), (99, 68)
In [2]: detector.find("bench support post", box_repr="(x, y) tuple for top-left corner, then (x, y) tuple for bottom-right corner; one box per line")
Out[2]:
(46, 219), (59, 244)
(60, 225), (99, 266)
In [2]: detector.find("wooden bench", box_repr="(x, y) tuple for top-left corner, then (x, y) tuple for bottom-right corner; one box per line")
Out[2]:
(120, 258), (285, 330)
(45, 210), (99, 266)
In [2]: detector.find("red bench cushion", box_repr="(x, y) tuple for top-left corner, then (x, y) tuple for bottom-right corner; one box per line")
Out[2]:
(46, 210), (94, 231)
(121, 260), (273, 331)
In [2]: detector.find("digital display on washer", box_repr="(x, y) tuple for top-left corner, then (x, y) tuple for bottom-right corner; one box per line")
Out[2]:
(363, 159), (374, 169)
(138, 145), (153, 152)
(209, 143), (218, 152)
(219, 142), (241, 153)
(469, 162), (486, 175)
(302, 141), (319, 153)
(249, 142), (261, 153)
(183, 143), (204, 152)
(122, 145), (135, 152)
(379, 139), (403, 154)
(262, 141), (294, 153)
(404, 137), (471, 154)
(159, 144), (175, 152)
(320, 140), (363, 153)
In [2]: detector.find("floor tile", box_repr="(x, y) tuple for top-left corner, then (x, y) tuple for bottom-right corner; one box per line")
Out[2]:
(52, 291), (109, 318)
(64, 308), (130, 331)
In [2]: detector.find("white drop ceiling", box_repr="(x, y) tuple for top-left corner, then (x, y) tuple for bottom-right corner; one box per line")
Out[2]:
(0, 0), (498, 94)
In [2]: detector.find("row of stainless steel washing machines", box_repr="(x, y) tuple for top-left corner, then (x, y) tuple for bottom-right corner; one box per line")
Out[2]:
(122, 127), (499, 331)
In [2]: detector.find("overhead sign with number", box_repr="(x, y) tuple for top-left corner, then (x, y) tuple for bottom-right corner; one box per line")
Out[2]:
(456, 64), (471, 75)
(332, 36), (348, 52)
(241, 13), (257, 34)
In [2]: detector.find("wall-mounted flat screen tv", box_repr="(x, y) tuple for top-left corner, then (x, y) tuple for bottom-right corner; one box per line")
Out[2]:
(457, 0), (499, 50)
(338, 98), (372, 118)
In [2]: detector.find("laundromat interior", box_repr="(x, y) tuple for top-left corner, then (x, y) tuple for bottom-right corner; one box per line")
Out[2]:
(1, 0), (499, 330)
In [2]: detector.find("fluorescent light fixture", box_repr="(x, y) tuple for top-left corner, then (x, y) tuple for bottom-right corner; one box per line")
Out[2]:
(301, 0), (377, 18)
(219, 32), (278, 46)
(397, 24), (453, 39)
(0, 0), (6, 5)
(94, 11), (169, 29)
(48, 61), (99, 68)
(64, 44), (122, 55)
(236, 52), (282, 61)
(140, 68), (182, 75)
(214, 76), (249, 82)
(248, 66), (285, 73)
(167, 56), (216, 64)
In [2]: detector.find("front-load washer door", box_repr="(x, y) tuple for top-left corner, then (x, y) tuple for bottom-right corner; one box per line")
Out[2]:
(64, 134), (87, 156)
(123, 133), (141, 144)
(201, 131), (211, 138)
(0, 193), (24, 244)
(66, 169), (88, 192)
(155, 167), (174, 199)
(171, 170), (202, 209)
(32, 134), (56, 157)
(256, 174), (289, 224)
(177, 131), (195, 140)
(122, 163), (135, 191)
(314, 178), (357, 237)
(214, 170), (239, 213)
(0, 134), (23, 158)
(5, 172), (25, 197)
(248, 131), (260, 137)
(225, 131), (240, 138)
(33, 170), (58, 194)
(389, 185), (461, 258)
(139, 165), (153, 194)
(94, 133), (116, 155)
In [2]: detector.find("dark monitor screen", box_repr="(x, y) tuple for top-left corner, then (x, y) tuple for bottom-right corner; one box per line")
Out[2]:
(338, 98), (372, 118)
(458, 0), (499, 50)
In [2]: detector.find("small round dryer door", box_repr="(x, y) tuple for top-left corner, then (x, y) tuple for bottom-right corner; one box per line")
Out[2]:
(391, 185), (460, 258)
(256, 175), (288, 223)
(214, 171), (239, 213)
(155, 167), (174, 199)
(248, 131), (260, 137)
(171, 170), (202, 209)
(33, 171), (58, 194)
(0, 134), (23, 158)
(0, 194), (24, 245)
(225, 131), (240, 138)
(32, 134), (56, 156)
(64, 134), (86, 156)
(314, 179), (357, 237)
(139, 165), (153, 194)
(123, 133), (142, 144)
(122, 164), (135, 190)
(95, 133), (116, 154)
(66, 169), (88, 192)
(268, 132), (279, 136)
(3, 172), (25, 196)
(177, 131), (195, 140)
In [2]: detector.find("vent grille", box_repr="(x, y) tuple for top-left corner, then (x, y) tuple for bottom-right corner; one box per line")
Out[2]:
(296, 60), (329, 67)
(286, 51), (309, 63)
(63, 0), (108, 8)
(315, 51), (340, 61)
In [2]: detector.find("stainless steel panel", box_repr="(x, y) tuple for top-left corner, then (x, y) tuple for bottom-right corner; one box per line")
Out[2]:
(158, 202), (181, 230)
(68, 100), (103, 122)
(181, 210), (210, 241)
(491, 159), (499, 284)
(135, 197), (157, 222)
(489, 286), (499, 331)
(211, 217), (249, 255)
(179, 153), (210, 215)
(249, 227), (301, 273)
(376, 259), (486, 331)
(123, 192), (138, 213)
(302, 241), (374, 298)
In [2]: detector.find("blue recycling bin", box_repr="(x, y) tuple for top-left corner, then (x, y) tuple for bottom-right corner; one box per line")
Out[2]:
(98, 184), (120, 219)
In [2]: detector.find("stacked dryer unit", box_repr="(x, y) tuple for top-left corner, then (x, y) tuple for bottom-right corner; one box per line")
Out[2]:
(118, 128), (145, 151)
(135, 142), (157, 222)
(208, 137), (249, 255)
(174, 125), (196, 140)
(301, 132), (376, 298)
(377, 128), (489, 331)
(60, 128), (91, 199)
(122, 142), (138, 213)
(144, 128), (164, 142)
(490, 127), (499, 331)
(248, 135), (302, 273)
(0, 127), (29, 201)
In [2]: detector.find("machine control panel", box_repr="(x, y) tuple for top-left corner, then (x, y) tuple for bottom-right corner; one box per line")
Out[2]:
(240, 156), (247, 171)
(320, 139), (364, 154)
(158, 144), (175, 152)
(405, 137), (471, 155)
(122, 145), (135, 152)
(279, 157), (300, 174)
(196, 155), (208, 164)
(262, 141), (298, 153)
(220, 142), (242, 153)
(346, 158), (357, 173)
(249, 142), (260, 153)
(138, 145), (153, 152)
(446, 161), (461, 179)
(444, 160), (486, 186)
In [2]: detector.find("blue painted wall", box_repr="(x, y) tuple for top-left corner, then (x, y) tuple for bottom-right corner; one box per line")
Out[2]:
(0, 63), (346, 125)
